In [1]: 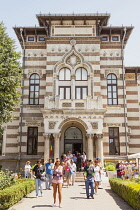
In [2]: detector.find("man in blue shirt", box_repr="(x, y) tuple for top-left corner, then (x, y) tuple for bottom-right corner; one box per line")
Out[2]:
(45, 159), (53, 190)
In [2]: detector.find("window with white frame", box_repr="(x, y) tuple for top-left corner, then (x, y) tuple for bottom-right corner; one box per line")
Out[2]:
(75, 86), (87, 99)
(59, 86), (71, 99)
(109, 127), (120, 155)
(38, 36), (45, 41)
(28, 36), (35, 42)
(59, 68), (71, 80)
(101, 36), (109, 42)
(27, 127), (38, 155)
(112, 35), (120, 42)
(29, 74), (40, 105)
(107, 74), (118, 105)
(76, 68), (87, 81)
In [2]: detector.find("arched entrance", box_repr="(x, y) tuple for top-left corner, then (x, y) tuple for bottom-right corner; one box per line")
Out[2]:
(64, 127), (83, 154)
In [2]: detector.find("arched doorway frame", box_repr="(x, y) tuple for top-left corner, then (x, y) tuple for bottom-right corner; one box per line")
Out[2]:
(59, 118), (88, 155)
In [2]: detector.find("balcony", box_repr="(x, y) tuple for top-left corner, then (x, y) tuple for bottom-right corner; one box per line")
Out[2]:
(44, 95), (103, 110)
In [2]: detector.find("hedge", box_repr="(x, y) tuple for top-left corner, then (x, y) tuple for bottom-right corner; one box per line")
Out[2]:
(0, 179), (35, 210)
(109, 178), (140, 210)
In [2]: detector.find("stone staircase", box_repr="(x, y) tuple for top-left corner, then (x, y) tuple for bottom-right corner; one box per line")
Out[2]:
(75, 171), (84, 182)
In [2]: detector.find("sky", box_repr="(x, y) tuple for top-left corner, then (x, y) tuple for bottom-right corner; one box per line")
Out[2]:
(1, 0), (140, 66)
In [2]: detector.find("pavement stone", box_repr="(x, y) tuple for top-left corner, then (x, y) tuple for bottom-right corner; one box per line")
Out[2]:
(8, 178), (133, 210)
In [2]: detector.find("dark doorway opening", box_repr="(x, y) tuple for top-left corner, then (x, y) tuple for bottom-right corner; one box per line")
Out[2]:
(64, 127), (83, 154)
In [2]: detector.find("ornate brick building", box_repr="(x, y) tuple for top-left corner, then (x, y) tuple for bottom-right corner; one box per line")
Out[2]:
(1, 13), (140, 170)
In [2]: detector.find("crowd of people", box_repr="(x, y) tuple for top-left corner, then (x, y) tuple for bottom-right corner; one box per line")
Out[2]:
(116, 161), (139, 179)
(24, 151), (103, 207)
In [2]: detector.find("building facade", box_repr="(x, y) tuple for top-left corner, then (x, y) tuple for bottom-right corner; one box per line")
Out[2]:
(1, 13), (140, 170)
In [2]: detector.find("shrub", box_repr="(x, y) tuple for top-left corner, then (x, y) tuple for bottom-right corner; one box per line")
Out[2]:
(104, 162), (116, 167)
(0, 179), (35, 210)
(0, 170), (16, 190)
(105, 164), (116, 171)
(109, 178), (140, 210)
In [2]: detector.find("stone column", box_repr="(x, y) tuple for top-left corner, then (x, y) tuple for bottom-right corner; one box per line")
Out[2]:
(43, 133), (50, 161)
(53, 133), (61, 161)
(71, 75), (75, 99)
(86, 134), (94, 160)
(96, 134), (104, 166)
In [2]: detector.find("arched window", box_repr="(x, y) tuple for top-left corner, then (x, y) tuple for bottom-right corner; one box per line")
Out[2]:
(76, 68), (87, 80)
(59, 68), (71, 80)
(29, 74), (40, 105)
(107, 74), (118, 105)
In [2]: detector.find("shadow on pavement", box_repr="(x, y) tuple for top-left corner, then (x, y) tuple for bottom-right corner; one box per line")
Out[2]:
(78, 184), (85, 186)
(70, 197), (86, 200)
(32, 205), (52, 208)
(105, 189), (133, 210)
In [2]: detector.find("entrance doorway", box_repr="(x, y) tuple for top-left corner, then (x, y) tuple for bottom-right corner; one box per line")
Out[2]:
(64, 127), (83, 154)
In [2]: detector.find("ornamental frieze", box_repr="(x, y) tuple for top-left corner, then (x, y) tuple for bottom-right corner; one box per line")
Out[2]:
(125, 73), (135, 80)
(27, 69), (43, 78)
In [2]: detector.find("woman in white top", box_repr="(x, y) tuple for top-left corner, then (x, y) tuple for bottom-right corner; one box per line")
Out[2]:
(24, 161), (31, 178)
(94, 160), (101, 194)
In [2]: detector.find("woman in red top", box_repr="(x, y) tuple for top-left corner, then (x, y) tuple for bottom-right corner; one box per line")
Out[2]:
(64, 161), (71, 187)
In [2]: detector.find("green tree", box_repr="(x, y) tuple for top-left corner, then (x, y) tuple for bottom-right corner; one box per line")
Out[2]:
(0, 22), (22, 130)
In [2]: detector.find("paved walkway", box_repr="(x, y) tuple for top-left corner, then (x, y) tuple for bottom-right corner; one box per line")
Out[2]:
(9, 178), (133, 210)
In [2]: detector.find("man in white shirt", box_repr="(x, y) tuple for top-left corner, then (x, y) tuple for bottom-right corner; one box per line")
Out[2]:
(70, 160), (76, 185)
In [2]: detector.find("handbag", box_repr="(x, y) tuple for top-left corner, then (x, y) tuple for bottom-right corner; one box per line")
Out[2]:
(70, 168), (73, 174)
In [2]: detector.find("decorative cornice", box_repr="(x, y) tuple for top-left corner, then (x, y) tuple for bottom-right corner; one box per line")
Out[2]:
(106, 123), (121, 127)
(25, 121), (41, 127)
(105, 69), (120, 78)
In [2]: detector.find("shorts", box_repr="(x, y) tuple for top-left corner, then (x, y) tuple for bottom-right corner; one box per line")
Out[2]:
(65, 171), (71, 179)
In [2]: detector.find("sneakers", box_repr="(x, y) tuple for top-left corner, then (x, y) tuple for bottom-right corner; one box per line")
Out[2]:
(36, 194), (38, 198)
(41, 192), (44, 197)
(91, 195), (94, 199)
(52, 203), (56, 207)
(87, 196), (89, 199)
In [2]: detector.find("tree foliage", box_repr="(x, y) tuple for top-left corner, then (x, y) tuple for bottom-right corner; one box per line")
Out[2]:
(0, 22), (22, 129)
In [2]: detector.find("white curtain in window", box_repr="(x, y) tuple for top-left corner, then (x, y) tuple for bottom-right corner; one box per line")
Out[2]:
(82, 69), (87, 80)
(76, 88), (81, 99)
(66, 88), (70, 99)
(59, 69), (64, 80)
(82, 88), (87, 99)
(76, 68), (81, 80)
(60, 88), (64, 99)
(66, 69), (70, 80)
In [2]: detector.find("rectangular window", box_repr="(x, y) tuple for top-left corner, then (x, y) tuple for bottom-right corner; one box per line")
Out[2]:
(0, 133), (3, 155)
(27, 127), (38, 155)
(28, 37), (35, 41)
(59, 86), (71, 99)
(102, 36), (108, 41)
(38, 36), (45, 41)
(109, 127), (120, 155)
(112, 36), (119, 41)
(75, 86), (88, 99)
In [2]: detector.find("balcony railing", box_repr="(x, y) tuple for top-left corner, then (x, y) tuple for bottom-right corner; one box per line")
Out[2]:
(44, 95), (103, 110)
